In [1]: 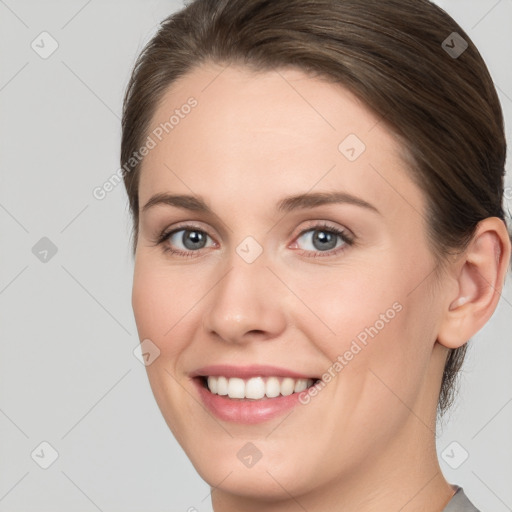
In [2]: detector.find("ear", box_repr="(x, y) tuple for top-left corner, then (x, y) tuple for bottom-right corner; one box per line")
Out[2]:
(437, 217), (511, 349)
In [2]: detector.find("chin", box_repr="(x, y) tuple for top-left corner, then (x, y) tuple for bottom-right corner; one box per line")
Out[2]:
(179, 433), (328, 503)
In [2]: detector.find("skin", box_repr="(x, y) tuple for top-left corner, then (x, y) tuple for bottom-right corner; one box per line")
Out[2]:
(131, 62), (511, 511)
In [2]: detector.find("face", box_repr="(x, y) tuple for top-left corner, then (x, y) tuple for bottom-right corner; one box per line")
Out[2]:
(132, 63), (448, 501)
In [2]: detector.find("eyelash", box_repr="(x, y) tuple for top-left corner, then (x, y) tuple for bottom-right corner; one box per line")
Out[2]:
(153, 222), (355, 259)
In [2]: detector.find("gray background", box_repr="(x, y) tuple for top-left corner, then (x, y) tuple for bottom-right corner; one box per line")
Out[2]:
(0, 1), (511, 510)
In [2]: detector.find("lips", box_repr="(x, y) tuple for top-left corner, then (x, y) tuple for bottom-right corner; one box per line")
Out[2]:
(189, 365), (321, 423)
(190, 364), (319, 380)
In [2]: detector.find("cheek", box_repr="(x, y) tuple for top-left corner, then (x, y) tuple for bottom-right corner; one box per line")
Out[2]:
(131, 261), (201, 356)
(291, 262), (436, 408)
(131, 261), (205, 438)
(285, 264), (403, 354)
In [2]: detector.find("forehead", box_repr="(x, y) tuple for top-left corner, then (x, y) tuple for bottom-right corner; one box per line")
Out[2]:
(138, 62), (423, 217)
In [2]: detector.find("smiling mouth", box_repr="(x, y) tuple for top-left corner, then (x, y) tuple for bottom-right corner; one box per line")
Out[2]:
(198, 375), (320, 400)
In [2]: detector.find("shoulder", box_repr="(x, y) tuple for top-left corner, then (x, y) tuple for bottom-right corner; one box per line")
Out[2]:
(442, 485), (481, 512)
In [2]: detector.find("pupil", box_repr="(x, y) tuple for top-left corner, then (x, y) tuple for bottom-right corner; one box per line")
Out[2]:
(313, 230), (337, 251)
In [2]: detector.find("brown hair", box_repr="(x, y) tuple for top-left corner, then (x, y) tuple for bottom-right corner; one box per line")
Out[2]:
(121, 0), (509, 415)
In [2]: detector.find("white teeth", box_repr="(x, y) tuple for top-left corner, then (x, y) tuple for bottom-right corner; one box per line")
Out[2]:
(265, 376), (280, 398)
(294, 379), (308, 392)
(245, 377), (266, 399)
(281, 377), (295, 396)
(227, 377), (245, 399)
(207, 376), (218, 394)
(205, 376), (315, 399)
(217, 376), (228, 396)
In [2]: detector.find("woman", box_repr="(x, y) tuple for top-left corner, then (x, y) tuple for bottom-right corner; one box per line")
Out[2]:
(121, 0), (511, 510)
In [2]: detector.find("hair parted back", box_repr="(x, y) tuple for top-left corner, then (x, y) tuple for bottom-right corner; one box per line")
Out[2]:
(121, 0), (510, 415)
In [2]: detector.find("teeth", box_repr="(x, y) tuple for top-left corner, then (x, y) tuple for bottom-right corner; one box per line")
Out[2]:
(227, 377), (245, 399)
(205, 376), (315, 399)
(281, 377), (295, 396)
(216, 376), (228, 396)
(246, 376), (266, 399)
(265, 376), (280, 398)
(294, 379), (308, 392)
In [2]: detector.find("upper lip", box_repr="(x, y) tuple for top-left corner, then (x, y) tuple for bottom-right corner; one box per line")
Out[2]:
(189, 364), (318, 380)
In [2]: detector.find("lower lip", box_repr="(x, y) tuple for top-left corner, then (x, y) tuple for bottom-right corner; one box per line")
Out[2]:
(193, 378), (309, 424)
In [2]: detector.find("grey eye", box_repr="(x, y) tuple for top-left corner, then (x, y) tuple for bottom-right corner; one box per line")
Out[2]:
(170, 229), (211, 251)
(296, 228), (345, 252)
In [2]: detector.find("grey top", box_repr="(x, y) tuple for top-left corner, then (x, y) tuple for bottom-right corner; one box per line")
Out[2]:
(442, 486), (480, 512)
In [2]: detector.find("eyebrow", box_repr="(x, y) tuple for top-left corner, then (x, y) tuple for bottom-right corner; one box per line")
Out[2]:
(141, 191), (379, 215)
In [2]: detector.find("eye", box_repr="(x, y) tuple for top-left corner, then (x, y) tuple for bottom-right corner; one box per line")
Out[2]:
(292, 223), (353, 257)
(154, 222), (353, 258)
(157, 226), (216, 256)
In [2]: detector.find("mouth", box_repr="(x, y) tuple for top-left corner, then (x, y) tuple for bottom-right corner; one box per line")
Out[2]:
(190, 365), (323, 423)
(196, 375), (320, 400)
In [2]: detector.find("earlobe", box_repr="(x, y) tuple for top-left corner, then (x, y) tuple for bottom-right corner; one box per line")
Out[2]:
(437, 217), (511, 349)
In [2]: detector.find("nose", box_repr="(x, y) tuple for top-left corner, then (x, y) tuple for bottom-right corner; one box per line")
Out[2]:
(201, 253), (287, 344)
